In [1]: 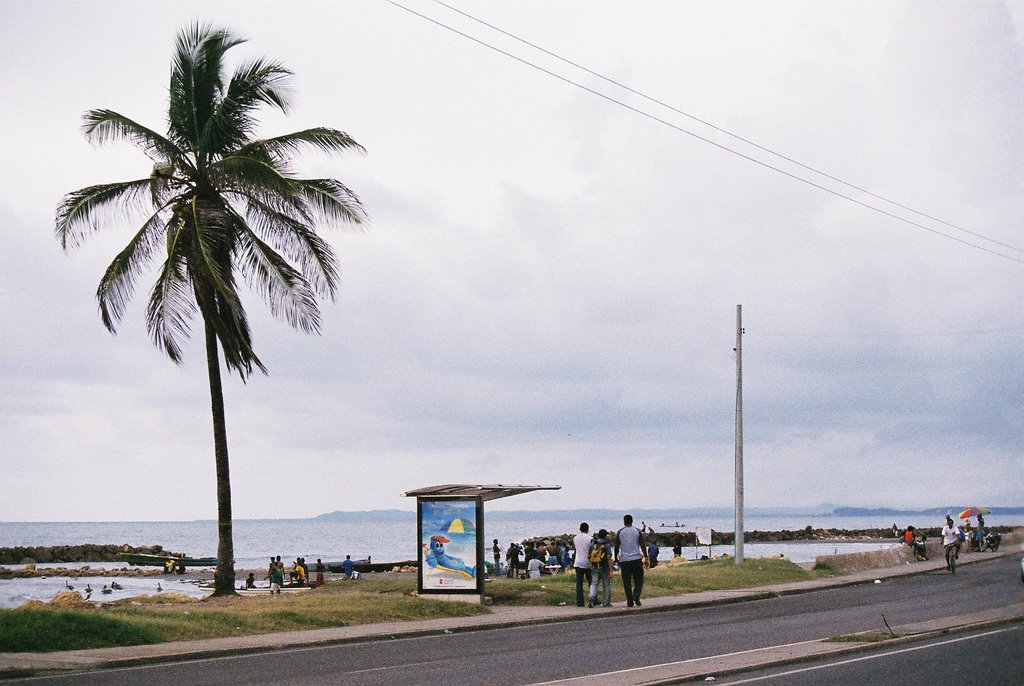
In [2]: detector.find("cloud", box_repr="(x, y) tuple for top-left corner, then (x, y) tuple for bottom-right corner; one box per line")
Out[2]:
(0, 2), (1021, 520)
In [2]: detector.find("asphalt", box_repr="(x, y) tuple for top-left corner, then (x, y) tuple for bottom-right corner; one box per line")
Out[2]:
(1, 549), (1021, 683)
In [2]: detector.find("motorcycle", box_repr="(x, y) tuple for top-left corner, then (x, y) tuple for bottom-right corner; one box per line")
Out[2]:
(980, 531), (1001, 552)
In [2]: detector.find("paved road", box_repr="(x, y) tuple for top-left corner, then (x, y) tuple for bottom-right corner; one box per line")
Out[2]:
(709, 624), (1023, 685)
(10, 555), (1021, 685)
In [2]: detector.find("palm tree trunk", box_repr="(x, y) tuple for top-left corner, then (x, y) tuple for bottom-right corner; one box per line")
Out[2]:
(204, 318), (236, 596)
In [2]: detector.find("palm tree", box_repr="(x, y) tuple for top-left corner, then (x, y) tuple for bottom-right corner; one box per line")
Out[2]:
(55, 23), (367, 595)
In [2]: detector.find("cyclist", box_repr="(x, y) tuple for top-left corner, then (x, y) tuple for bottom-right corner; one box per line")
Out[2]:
(941, 515), (962, 573)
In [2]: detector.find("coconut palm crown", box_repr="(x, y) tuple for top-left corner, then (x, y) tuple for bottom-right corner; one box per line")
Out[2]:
(55, 23), (366, 595)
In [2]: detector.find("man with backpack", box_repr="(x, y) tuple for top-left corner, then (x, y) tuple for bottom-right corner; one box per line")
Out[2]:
(588, 528), (614, 607)
(572, 522), (593, 607)
(616, 514), (648, 607)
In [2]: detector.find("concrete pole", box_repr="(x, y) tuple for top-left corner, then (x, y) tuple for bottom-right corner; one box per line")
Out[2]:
(735, 304), (744, 564)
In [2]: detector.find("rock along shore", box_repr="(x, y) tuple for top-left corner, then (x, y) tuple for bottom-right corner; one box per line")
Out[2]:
(523, 525), (1015, 548)
(0, 543), (175, 566)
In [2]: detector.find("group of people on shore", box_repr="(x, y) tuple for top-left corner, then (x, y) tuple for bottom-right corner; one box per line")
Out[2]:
(897, 513), (990, 563)
(496, 539), (570, 579)
(263, 556), (327, 594)
(493, 514), (658, 609)
(570, 515), (649, 608)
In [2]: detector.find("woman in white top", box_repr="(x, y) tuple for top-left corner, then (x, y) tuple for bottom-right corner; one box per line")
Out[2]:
(527, 555), (543, 579)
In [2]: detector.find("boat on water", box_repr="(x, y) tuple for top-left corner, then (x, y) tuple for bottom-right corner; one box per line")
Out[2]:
(323, 559), (417, 574)
(198, 582), (314, 595)
(118, 552), (218, 567)
(234, 586), (313, 596)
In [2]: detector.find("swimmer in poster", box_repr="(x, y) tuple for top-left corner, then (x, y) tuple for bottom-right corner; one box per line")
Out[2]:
(420, 500), (479, 591)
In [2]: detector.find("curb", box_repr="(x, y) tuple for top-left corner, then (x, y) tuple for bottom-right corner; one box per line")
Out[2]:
(638, 605), (1024, 686)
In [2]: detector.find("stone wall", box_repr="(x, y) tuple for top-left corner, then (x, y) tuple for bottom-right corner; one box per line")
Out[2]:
(0, 544), (169, 565)
(814, 530), (1022, 573)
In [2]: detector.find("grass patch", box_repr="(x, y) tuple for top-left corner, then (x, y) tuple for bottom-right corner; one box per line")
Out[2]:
(0, 608), (161, 652)
(1, 558), (812, 652)
(487, 557), (812, 606)
(825, 632), (894, 643)
(0, 579), (488, 652)
(812, 561), (840, 576)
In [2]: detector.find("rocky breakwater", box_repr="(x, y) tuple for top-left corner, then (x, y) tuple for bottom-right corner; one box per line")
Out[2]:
(0, 564), (168, 579)
(0, 543), (173, 565)
(523, 526), (912, 550)
(0, 544), (179, 579)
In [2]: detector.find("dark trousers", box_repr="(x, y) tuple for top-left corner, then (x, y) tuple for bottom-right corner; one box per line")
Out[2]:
(575, 567), (592, 606)
(619, 559), (645, 604)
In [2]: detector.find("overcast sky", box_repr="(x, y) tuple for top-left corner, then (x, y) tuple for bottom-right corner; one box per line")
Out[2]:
(1, 1), (1021, 521)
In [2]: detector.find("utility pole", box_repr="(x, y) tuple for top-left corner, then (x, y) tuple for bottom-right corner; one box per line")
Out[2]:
(734, 304), (744, 564)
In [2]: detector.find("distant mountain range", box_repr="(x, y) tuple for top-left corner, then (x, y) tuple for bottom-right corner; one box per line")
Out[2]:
(830, 506), (1024, 517)
(311, 505), (1024, 522)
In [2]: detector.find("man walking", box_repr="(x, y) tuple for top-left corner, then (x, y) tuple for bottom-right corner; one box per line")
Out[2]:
(615, 514), (648, 607)
(572, 522), (593, 607)
(588, 528), (614, 607)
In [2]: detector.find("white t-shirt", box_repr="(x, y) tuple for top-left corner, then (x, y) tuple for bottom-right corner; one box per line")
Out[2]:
(941, 523), (961, 546)
(527, 557), (543, 578)
(616, 526), (645, 562)
(572, 532), (593, 569)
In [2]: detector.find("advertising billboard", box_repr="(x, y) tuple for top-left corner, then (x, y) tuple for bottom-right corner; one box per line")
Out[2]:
(417, 498), (483, 595)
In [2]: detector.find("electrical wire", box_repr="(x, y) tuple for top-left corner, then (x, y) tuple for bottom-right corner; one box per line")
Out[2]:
(383, 0), (1022, 264)
(747, 327), (1023, 339)
(429, 0), (1023, 257)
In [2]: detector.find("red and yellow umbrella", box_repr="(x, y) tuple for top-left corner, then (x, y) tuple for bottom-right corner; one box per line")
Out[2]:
(957, 506), (991, 520)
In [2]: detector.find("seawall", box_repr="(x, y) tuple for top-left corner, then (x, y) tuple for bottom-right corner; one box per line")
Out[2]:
(813, 530), (1022, 573)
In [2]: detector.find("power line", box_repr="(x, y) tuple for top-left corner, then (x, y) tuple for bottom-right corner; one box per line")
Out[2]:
(748, 327), (1023, 339)
(430, 0), (1023, 257)
(383, 0), (1022, 264)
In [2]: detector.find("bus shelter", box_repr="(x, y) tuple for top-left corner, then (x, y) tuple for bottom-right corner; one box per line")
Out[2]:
(402, 484), (560, 603)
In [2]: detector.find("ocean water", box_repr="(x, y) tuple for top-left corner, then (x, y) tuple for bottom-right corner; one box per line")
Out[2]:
(2, 512), (1017, 567)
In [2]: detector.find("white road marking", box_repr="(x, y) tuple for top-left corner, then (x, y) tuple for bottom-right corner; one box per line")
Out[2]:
(530, 638), (826, 685)
(719, 625), (1019, 684)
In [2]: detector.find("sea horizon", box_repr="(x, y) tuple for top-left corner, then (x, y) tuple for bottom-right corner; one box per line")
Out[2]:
(4, 503), (1023, 525)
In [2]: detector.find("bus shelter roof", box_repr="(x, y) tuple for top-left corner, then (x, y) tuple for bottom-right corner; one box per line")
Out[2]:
(402, 484), (560, 503)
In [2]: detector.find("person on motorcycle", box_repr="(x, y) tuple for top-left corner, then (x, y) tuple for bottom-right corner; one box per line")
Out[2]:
(941, 515), (962, 570)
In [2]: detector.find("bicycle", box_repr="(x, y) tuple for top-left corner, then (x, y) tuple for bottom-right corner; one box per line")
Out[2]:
(944, 542), (958, 574)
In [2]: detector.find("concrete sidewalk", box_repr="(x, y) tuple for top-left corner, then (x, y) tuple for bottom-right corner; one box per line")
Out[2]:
(1, 549), (1020, 680)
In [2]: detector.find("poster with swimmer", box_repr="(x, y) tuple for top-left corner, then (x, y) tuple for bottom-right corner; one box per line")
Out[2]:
(418, 498), (482, 593)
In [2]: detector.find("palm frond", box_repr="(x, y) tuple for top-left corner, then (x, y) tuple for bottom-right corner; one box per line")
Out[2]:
(234, 220), (323, 335)
(82, 110), (185, 166)
(187, 199), (238, 288)
(212, 154), (296, 196)
(191, 260), (266, 378)
(241, 196), (339, 298)
(237, 127), (365, 162)
(185, 199), (271, 377)
(145, 233), (197, 364)
(204, 58), (293, 154)
(230, 57), (293, 112)
(296, 178), (369, 226)
(96, 210), (174, 331)
(168, 23), (244, 153)
(56, 179), (154, 250)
